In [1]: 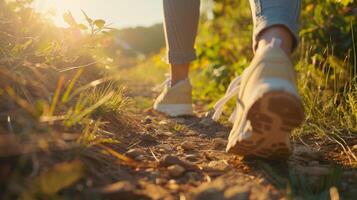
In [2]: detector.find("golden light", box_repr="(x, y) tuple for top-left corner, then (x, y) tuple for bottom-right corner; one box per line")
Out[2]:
(33, 0), (83, 27)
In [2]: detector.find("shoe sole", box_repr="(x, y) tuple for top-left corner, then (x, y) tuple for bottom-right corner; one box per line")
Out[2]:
(154, 104), (194, 117)
(227, 79), (305, 159)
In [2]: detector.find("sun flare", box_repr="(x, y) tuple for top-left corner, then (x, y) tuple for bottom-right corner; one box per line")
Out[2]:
(32, 0), (162, 28)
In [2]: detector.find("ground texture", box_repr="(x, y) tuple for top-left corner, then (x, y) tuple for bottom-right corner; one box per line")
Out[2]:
(1, 65), (357, 200)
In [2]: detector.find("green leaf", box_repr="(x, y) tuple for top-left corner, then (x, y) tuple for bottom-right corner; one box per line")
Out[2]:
(94, 19), (106, 29)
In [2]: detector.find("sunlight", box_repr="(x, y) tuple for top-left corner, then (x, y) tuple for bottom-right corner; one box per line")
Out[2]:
(33, 0), (81, 27)
(32, 0), (163, 28)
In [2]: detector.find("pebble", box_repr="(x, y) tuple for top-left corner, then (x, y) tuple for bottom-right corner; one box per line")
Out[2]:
(159, 155), (183, 167)
(159, 155), (198, 170)
(140, 134), (157, 143)
(167, 179), (179, 190)
(186, 130), (198, 136)
(181, 141), (196, 151)
(168, 164), (186, 177)
(216, 131), (227, 138)
(158, 131), (174, 137)
(161, 144), (174, 152)
(212, 138), (228, 150)
(126, 148), (145, 158)
(194, 179), (226, 200)
(135, 155), (146, 161)
(94, 181), (148, 199)
(208, 160), (230, 171)
(224, 185), (250, 200)
(159, 120), (168, 125)
(142, 116), (152, 124)
(199, 117), (215, 127)
(185, 154), (199, 162)
(174, 118), (186, 124)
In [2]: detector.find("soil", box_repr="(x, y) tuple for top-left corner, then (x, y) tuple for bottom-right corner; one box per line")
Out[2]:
(81, 70), (355, 200)
(1, 67), (356, 200)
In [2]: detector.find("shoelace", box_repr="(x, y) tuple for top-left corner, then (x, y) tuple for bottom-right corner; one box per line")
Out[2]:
(212, 75), (244, 123)
(212, 75), (253, 141)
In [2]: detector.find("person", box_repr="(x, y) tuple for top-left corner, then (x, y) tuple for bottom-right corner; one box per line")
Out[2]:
(154, 0), (305, 159)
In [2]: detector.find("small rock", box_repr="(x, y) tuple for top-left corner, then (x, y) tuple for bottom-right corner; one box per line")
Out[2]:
(135, 155), (146, 161)
(185, 154), (199, 162)
(126, 148), (145, 158)
(224, 185), (250, 200)
(186, 172), (200, 181)
(167, 179), (180, 190)
(174, 118), (186, 124)
(142, 116), (152, 124)
(92, 181), (148, 200)
(194, 178), (226, 200)
(159, 155), (183, 167)
(186, 131), (198, 136)
(159, 120), (168, 125)
(168, 164), (186, 177)
(212, 138), (227, 150)
(158, 131), (174, 137)
(216, 131), (227, 138)
(159, 155), (198, 170)
(181, 141), (196, 151)
(199, 117), (215, 127)
(155, 178), (167, 185)
(161, 144), (173, 152)
(140, 134), (157, 143)
(208, 160), (230, 171)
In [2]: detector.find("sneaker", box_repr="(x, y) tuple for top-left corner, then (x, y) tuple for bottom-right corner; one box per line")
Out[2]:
(153, 78), (194, 117)
(212, 40), (305, 159)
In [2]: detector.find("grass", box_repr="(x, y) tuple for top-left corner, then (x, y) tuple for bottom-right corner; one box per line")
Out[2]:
(0, 2), (134, 198)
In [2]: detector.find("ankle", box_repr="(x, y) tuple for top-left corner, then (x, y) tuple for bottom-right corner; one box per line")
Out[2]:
(257, 26), (293, 55)
(170, 64), (190, 86)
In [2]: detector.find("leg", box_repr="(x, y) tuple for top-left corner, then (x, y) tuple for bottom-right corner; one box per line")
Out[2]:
(153, 0), (200, 116)
(250, 0), (301, 55)
(213, 0), (303, 159)
(163, 0), (200, 85)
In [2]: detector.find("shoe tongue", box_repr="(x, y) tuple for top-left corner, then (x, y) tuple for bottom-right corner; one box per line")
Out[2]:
(257, 38), (283, 55)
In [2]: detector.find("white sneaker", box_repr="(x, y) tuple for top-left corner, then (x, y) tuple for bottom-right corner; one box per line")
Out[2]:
(153, 78), (194, 117)
(213, 41), (305, 159)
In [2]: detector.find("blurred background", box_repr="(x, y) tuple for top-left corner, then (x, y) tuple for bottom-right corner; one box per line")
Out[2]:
(0, 0), (356, 199)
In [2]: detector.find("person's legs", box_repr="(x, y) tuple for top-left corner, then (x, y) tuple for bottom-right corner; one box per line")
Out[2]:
(250, 0), (300, 54)
(153, 0), (200, 116)
(163, 0), (200, 85)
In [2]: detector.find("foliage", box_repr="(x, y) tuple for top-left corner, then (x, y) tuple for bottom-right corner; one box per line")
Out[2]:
(0, 1), (128, 198)
(192, 0), (357, 139)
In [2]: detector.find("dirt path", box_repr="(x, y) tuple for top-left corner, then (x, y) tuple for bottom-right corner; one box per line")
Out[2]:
(88, 65), (356, 200)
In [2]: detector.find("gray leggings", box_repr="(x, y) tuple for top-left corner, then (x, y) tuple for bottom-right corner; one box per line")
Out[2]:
(163, 0), (301, 64)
